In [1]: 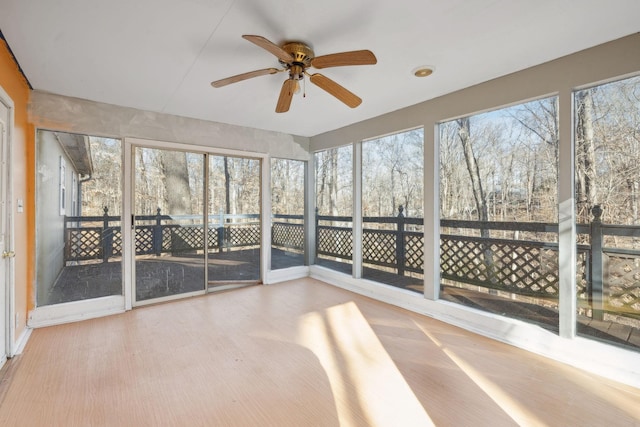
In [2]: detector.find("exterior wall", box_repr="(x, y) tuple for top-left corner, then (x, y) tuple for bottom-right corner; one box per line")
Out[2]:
(35, 131), (76, 306)
(0, 38), (33, 345)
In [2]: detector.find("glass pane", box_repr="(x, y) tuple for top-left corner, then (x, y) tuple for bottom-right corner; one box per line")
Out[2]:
(134, 147), (205, 301)
(271, 158), (305, 270)
(574, 75), (640, 351)
(36, 131), (123, 306)
(439, 97), (559, 330)
(315, 146), (353, 274)
(208, 156), (261, 288)
(361, 129), (424, 292)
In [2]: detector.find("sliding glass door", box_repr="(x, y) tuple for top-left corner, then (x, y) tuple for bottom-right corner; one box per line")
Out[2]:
(133, 147), (206, 302)
(132, 145), (264, 303)
(207, 156), (261, 289)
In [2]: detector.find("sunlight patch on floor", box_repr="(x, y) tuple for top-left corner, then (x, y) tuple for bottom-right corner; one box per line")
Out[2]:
(414, 321), (547, 427)
(297, 301), (435, 427)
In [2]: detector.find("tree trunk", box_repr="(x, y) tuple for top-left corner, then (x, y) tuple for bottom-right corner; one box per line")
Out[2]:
(317, 152), (327, 213)
(329, 149), (339, 217)
(224, 157), (231, 217)
(136, 148), (150, 214)
(457, 118), (489, 225)
(629, 178), (639, 224)
(575, 90), (597, 222)
(160, 151), (192, 215)
(457, 117), (495, 282)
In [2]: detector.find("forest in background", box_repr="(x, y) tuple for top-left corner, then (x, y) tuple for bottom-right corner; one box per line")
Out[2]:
(440, 75), (640, 228)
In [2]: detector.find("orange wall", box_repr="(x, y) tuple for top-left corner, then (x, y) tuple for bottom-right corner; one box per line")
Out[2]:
(0, 37), (34, 344)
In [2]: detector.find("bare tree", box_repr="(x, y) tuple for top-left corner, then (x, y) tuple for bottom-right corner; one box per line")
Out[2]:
(159, 150), (192, 215)
(575, 90), (597, 223)
(361, 130), (424, 219)
(224, 157), (231, 217)
(457, 117), (489, 226)
(272, 158), (304, 215)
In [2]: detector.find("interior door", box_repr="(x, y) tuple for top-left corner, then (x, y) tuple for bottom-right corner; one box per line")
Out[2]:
(133, 146), (206, 303)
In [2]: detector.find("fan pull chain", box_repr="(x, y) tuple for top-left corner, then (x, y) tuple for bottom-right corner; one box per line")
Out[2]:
(303, 77), (306, 98)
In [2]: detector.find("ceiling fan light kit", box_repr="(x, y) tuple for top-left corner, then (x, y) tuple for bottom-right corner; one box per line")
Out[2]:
(211, 35), (377, 113)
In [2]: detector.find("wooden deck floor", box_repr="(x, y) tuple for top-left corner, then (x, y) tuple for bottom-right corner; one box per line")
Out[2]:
(44, 248), (301, 305)
(1, 278), (639, 426)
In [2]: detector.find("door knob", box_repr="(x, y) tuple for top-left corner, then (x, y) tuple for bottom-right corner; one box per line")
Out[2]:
(2, 250), (15, 258)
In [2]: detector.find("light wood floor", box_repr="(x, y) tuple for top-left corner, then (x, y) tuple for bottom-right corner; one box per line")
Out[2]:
(1, 278), (639, 426)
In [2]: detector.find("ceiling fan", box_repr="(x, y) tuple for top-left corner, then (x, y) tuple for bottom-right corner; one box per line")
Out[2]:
(211, 35), (377, 113)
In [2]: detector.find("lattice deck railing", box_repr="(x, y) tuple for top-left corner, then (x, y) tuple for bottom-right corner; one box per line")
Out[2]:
(64, 206), (640, 320)
(64, 209), (262, 261)
(440, 234), (559, 297)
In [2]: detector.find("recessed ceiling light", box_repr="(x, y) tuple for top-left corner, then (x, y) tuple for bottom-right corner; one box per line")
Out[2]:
(412, 66), (434, 77)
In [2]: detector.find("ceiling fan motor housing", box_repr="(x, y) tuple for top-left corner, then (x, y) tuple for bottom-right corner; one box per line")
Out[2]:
(280, 42), (314, 80)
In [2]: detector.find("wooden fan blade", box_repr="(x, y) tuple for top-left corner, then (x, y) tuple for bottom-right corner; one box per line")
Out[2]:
(276, 79), (297, 113)
(311, 50), (377, 69)
(211, 68), (280, 88)
(243, 35), (294, 63)
(309, 73), (362, 108)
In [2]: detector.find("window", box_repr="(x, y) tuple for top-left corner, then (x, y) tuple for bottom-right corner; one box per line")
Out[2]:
(271, 158), (305, 270)
(574, 74), (640, 349)
(439, 96), (559, 329)
(361, 128), (424, 291)
(37, 131), (123, 306)
(315, 145), (353, 274)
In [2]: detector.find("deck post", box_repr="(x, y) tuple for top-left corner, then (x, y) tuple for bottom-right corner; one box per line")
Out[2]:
(315, 208), (319, 259)
(102, 206), (112, 263)
(218, 210), (225, 252)
(396, 205), (405, 276)
(590, 205), (605, 321)
(64, 215), (70, 262)
(154, 207), (162, 255)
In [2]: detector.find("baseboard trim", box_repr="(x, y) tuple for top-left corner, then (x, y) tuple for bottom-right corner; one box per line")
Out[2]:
(28, 296), (125, 328)
(12, 326), (32, 356)
(265, 266), (310, 284)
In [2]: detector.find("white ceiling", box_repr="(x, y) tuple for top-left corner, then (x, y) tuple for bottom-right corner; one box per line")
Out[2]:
(1, 0), (639, 137)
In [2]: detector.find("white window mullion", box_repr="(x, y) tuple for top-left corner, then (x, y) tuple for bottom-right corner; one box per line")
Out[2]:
(261, 157), (272, 283)
(353, 142), (362, 279)
(558, 89), (577, 338)
(424, 126), (439, 300)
